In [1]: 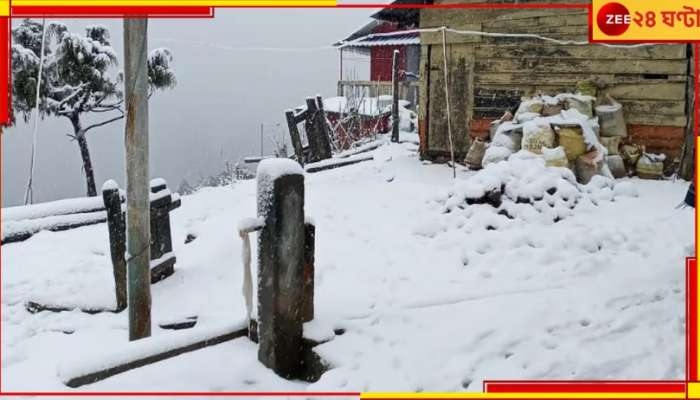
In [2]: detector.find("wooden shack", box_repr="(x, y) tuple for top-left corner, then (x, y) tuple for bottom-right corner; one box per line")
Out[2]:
(417, 1), (694, 166)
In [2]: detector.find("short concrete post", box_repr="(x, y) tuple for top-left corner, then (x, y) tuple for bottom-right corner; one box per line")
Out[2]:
(256, 159), (306, 379)
(102, 181), (127, 311)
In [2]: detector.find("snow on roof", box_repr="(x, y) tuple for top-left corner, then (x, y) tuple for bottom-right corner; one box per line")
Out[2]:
(340, 31), (420, 48)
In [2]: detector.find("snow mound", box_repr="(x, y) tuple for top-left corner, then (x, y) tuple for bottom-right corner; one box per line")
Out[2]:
(442, 153), (627, 224)
(482, 146), (512, 167)
(613, 181), (639, 198)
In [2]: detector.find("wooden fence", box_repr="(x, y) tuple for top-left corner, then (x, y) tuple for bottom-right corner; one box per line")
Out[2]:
(337, 80), (419, 108)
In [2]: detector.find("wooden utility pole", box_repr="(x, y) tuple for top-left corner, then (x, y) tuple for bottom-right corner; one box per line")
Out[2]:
(391, 49), (400, 143)
(123, 18), (151, 341)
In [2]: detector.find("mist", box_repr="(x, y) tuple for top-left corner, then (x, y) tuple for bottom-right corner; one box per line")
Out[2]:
(2, 8), (373, 206)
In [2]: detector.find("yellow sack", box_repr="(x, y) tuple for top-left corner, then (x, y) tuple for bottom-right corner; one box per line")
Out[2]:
(554, 124), (587, 161)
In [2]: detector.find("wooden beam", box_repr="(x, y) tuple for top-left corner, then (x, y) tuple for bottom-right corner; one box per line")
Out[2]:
(475, 72), (687, 86)
(26, 301), (119, 315)
(305, 155), (374, 173)
(63, 325), (248, 388)
(475, 44), (687, 60)
(474, 58), (687, 75)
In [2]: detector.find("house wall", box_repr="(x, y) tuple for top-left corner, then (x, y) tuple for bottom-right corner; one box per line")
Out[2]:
(370, 22), (407, 81)
(371, 45), (407, 81)
(418, 4), (690, 161)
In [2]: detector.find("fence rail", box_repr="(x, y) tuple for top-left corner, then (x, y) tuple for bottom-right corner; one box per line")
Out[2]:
(2, 196), (115, 245)
(336, 80), (419, 108)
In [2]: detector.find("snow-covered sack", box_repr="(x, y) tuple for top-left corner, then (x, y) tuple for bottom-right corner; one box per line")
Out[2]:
(575, 151), (604, 185)
(464, 138), (488, 169)
(521, 120), (554, 154)
(482, 146), (512, 167)
(636, 153), (665, 179)
(596, 99), (627, 138)
(491, 128), (517, 152)
(542, 146), (568, 168)
(541, 95), (563, 116)
(514, 112), (540, 124)
(600, 136), (621, 156)
(516, 97), (544, 115)
(606, 155), (627, 179)
(559, 93), (595, 118)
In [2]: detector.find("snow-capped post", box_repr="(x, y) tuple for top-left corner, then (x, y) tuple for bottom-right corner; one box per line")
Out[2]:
(304, 98), (321, 161)
(315, 95), (333, 158)
(256, 158), (306, 378)
(304, 97), (332, 162)
(124, 18), (152, 341)
(102, 179), (179, 302)
(102, 181), (127, 311)
(391, 49), (400, 143)
(149, 179), (178, 283)
(285, 110), (305, 166)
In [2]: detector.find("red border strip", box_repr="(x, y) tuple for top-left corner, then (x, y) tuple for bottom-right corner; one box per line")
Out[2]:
(11, 6), (214, 17)
(689, 258), (698, 381)
(695, 44), (699, 138)
(0, 16), (8, 126)
(0, 3), (698, 397)
(483, 381), (687, 393)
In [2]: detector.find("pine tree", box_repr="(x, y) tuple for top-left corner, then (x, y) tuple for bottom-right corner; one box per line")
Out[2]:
(10, 20), (177, 197)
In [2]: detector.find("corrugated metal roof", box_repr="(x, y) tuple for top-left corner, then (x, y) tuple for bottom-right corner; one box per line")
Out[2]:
(341, 31), (420, 48)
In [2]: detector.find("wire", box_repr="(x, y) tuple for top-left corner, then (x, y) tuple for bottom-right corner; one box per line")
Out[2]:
(337, 26), (665, 49)
(441, 27), (456, 180)
(154, 25), (665, 56)
(153, 37), (334, 53)
(24, 18), (47, 206)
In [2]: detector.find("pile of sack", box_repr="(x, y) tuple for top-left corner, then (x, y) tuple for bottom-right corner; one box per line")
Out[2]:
(444, 151), (639, 224)
(463, 92), (666, 183)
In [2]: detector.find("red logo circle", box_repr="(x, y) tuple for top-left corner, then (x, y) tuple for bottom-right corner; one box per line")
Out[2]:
(597, 2), (631, 36)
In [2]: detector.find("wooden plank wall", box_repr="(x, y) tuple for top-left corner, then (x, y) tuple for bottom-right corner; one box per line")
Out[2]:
(419, 5), (691, 159)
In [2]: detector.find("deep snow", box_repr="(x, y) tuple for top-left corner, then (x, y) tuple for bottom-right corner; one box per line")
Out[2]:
(1, 135), (693, 392)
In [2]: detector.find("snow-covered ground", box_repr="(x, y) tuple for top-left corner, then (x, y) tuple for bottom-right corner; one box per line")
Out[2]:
(1, 134), (693, 392)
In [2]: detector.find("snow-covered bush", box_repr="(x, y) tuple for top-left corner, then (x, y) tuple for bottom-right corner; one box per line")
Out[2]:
(9, 19), (177, 197)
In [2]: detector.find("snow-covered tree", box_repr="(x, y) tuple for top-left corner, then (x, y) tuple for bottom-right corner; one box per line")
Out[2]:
(10, 20), (176, 197)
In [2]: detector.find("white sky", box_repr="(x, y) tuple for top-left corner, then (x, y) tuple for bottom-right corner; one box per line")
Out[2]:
(2, 8), (374, 206)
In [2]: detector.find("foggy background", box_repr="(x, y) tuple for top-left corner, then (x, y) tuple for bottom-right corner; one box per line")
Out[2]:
(2, 9), (374, 207)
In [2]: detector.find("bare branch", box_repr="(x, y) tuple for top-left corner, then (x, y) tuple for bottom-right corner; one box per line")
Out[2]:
(83, 114), (124, 133)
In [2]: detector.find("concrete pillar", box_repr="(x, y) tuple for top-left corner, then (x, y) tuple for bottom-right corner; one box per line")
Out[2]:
(256, 159), (306, 378)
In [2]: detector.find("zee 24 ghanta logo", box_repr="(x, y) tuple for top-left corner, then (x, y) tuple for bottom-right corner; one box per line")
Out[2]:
(595, 1), (700, 38)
